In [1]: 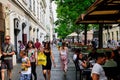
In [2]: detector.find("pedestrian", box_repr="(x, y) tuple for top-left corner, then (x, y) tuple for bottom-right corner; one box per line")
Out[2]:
(19, 50), (31, 80)
(18, 40), (25, 51)
(1, 35), (15, 80)
(34, 39), (41, 50)
(58, 39), (62, 50)
(59, 42), (68, 74)
(18, 40), (25, 62)
(25, 40), (37, 80)
(42, 41), (56, 80)
(91, 53), (107, 80)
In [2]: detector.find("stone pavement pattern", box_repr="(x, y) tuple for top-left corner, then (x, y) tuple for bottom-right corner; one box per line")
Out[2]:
(10, 46), (76, 80)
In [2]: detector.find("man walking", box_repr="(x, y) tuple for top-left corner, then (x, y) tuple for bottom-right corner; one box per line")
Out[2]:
(1, 35), (15, 80)
(34, 38), (41, 49)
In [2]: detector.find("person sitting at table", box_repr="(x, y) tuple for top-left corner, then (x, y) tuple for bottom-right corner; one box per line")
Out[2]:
(73, 49), (80, 62)
(91, 53), (107, 80)
(113, 47), (120, 67)
(88, 48), (97, 60)
(78, 53), (91, 80)
(103, 51), (117, 67)
(78, 53), (87, 69)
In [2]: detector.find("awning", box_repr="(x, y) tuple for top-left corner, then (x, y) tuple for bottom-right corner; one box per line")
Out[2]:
(76, 0), (120, 24)
(67, 32), (78, 37)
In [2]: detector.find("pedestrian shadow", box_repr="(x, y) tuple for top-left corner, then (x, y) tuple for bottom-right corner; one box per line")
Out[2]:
(62, 74), (67, 80)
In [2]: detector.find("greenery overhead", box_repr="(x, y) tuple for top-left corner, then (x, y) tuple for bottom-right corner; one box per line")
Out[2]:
(54, 0), (96, 39)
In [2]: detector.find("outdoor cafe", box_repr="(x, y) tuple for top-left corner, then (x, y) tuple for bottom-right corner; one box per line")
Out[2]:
(74, 0), (120, 80)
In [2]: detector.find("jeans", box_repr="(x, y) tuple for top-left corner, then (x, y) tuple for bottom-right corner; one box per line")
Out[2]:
(20, 74), (31, 80)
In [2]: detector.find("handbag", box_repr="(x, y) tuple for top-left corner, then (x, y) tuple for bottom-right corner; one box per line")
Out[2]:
(37, 52), (47, 66)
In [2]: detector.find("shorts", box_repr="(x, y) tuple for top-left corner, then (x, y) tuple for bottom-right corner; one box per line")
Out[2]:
(1, 59), (13, 70)
(20, 74), (31, 80)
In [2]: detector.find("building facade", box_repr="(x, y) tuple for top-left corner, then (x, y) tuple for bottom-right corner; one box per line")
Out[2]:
(103, 25), (120, 47)
(0, 0), (54, 65)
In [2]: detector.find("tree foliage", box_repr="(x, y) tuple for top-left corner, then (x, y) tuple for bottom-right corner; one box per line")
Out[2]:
(54, 0), (96, 39)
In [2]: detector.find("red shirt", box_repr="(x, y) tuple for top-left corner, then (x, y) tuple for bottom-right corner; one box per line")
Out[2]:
(34, 42), (41, 49)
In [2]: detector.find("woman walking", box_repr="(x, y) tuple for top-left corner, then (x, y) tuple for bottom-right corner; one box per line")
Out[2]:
(59, 42), (68, 74)
(42, 41), (56, 80)
(25, 41), (37, 80)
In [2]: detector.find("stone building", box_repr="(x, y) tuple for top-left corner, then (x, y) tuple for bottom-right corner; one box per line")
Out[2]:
(103, 25), (120, 47)
(0, 0), (54, 65)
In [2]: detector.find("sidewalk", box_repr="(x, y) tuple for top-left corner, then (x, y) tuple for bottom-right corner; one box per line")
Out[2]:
(11, 45), (76, 80)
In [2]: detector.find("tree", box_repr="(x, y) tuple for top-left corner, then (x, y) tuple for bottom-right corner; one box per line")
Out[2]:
(54, 0), (96, 39)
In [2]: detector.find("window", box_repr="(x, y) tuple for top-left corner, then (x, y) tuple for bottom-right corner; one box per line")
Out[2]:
(22, 0), (27, 5)
(33, 0), (35, 13)
(37, 2), (39, 19)
(14, 19), (19, 29)
(29, 0), (32, 10)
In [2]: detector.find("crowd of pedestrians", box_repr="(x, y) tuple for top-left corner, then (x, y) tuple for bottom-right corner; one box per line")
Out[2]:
(1, 35), (120, 80)
(0, 35), (58, 80)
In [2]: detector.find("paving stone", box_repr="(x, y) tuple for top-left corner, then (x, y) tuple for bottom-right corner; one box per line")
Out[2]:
(11, 46), (76, 80)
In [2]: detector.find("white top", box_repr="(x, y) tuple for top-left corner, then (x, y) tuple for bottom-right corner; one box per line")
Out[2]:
(73, 54), (77, 61)
(91, 63), (107, 80)
(28, 49), (36, 62)
(21, 57), (31, 74)
(78, 60), (84, 69)
(60, 47), (68, 56)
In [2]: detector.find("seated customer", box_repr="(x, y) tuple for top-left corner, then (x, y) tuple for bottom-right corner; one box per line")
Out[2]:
(103, 51), (117, 67)
(91, 53), (107, 80)
(88, 48), (97, 60)
(78, 53), (88, 69)
(73, 49), (80, 62)
(78, 53), (91, 80)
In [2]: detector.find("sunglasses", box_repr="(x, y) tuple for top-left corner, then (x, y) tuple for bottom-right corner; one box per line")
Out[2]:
(5, 39), (10, 40)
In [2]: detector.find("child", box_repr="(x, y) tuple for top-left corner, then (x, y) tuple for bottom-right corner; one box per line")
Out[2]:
(19, 50), (31, 80)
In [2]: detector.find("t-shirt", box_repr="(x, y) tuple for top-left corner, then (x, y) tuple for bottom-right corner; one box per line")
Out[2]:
(103, 59), (117, 67)
(27, 49), (36, 62)
(91, 63), (108, 80)
(21, 57), (31, 74)
(34, 42), (41, 49)
(2, 43), (15, 60)
(73, 54), (77, 61)
(58, 42), (62, 47)
(78, 60), (84, 69)
(60, 47), (68, 56)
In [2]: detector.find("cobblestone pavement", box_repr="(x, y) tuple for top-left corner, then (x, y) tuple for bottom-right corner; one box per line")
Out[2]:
(10, 45), (76, 80)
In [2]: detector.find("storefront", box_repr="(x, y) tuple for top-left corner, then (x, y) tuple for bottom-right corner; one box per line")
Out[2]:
(0, 2), (5, 54)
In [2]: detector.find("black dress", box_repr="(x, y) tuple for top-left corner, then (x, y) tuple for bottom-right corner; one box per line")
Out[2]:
(42, 50), (52, 70)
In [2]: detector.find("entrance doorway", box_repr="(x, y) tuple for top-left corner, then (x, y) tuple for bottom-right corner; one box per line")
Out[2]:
(22, 23), (27, 46)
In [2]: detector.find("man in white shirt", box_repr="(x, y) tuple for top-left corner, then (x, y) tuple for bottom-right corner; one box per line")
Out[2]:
(91, 53), (107, 80)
